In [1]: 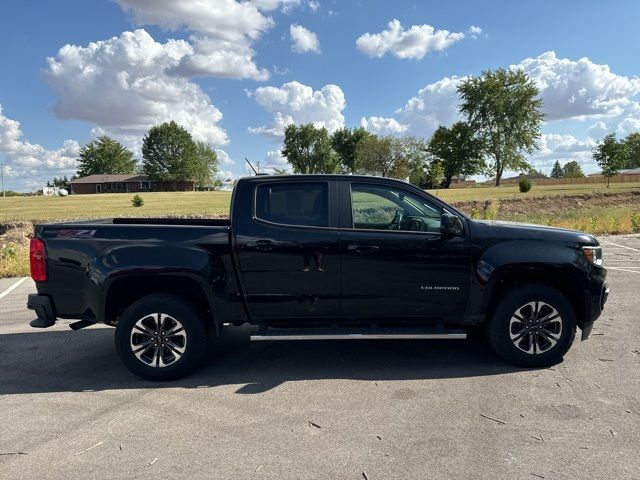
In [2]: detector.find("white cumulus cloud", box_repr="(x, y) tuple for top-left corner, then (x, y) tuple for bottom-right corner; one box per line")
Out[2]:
(173, 37), (269, 80)
(360, 116), (408, 135)
(527, 133), (597, 172)
(513, 51), (640, 121)
(0, 104), (79, 191)
(290, 24), (320, 53)
(215, 149), (236, 166)
(395, 76), (465, 137)
(43, 30), (228, 148)
(116, 0), (272, 41)
(262, 149), (290, 173)
(356, 19), (466, 60)
(114, 0), (302, 80)
(248, 81), (345, 139)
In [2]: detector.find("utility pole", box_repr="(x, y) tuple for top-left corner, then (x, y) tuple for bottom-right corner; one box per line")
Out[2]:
(0, 162), (5, 197)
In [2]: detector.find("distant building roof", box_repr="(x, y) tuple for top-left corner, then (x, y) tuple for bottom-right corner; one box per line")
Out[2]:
(503, 173), (548, 181)
(70, 174), (149, 184)
(589, 167), (640, 176)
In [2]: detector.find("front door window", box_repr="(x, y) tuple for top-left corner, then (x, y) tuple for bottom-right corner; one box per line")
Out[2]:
(351, 184), (443, 233)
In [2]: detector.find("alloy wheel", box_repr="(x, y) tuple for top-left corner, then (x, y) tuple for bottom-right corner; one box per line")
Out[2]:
(129, 313), (187, 367)
(509, 301), (562, 355)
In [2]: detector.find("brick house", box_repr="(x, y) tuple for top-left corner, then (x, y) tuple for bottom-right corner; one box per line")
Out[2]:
(69, 174), (194, 194)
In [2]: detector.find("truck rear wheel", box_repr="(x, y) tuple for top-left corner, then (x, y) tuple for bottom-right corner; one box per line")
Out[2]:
(486, 284), (576, 367)
(115, 294), (208, 380)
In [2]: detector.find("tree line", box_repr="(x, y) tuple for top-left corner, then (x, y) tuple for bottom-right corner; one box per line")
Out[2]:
(282, 68), (545, 187)
(73, 121), (219, 188)
(281, 68), (640, 188)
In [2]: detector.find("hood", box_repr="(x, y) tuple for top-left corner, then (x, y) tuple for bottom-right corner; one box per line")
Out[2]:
(471, 219), (599, 246)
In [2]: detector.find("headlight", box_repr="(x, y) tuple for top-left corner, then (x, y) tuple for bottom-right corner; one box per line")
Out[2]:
(582, 246), (603, 266)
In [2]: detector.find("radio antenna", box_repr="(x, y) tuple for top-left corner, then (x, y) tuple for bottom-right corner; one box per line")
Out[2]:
(245, 157), (259, 175)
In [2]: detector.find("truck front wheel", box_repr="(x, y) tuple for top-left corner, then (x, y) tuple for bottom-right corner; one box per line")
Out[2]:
(115, 294), (208, 380)
(486, 284), (576, 367)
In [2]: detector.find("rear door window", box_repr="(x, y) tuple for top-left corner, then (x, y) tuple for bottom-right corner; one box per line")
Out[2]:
(255, 182), (329, 227)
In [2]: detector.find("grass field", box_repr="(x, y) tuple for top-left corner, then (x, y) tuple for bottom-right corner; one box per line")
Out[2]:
(2, 181), (640, 223)
(428, 181), (640, 201)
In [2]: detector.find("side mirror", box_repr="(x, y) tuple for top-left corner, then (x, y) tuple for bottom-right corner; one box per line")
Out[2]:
(441, 213), (464, 237)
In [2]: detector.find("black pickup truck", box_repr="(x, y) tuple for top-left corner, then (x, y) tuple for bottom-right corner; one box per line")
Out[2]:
(28, 175), (609, 380)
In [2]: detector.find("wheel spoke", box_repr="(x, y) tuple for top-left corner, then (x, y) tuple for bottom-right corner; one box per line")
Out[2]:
(133, 323), (155, 336)
(132, 339), (153, 352)
(538, 329), (560, 347)
(164, 326), (184, 337)
(165, 339), (186, 355)
(539, 314), (560, 326)
(133, 344), (155, 363)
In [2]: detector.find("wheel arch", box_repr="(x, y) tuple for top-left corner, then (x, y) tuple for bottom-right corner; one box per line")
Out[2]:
(484, 266), (588, 329)
(104, 274), (215, 327)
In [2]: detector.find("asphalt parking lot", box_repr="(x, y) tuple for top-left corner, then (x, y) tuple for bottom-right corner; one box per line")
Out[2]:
(1, 236), (639, 480)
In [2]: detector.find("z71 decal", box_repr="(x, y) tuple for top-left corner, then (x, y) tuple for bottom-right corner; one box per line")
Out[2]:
(55, 229), (97, 239)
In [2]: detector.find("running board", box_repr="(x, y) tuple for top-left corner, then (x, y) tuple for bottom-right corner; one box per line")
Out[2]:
(250, 327), (467, 341)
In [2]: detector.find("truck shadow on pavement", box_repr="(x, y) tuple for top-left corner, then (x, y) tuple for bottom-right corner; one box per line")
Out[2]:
(0, 325), (528, 395)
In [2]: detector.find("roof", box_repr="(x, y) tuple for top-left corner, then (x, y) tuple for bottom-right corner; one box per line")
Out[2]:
(589, 168), (640, 176)
(70, 174), (149, 184)
(502, 173), (548, 181)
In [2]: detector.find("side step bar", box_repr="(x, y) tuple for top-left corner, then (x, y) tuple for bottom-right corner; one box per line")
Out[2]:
(251, 327), (467, 341)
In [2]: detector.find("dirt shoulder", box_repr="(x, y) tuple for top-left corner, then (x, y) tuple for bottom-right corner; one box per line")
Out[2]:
(453, 190), (640, 218)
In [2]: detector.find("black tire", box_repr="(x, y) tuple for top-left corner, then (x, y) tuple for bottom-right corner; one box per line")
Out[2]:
(115, 294), (208, 380)
(486, 284), (576, 367)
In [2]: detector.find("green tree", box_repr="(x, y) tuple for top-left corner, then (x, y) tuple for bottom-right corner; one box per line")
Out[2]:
(427, 122), (485, 188)
(142, 121), (199, 185)
(281, 124), (340, 174)
(458, 68), (545, 186)
(561, 160), (585, 178)
(622, 132), (640, 169)
(550, 160), (563, 179)
(331, 127), (371, 173)
(593, 133), (627, 187)
(77, 136), (136, 177)
(192, 141), (218, 187)
(355, 135), (391, 176)
(356, 135), (426, 180)
(425, 160), (445, 191)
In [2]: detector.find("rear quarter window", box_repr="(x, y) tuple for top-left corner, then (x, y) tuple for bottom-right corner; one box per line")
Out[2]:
(255, 182), (329, 227)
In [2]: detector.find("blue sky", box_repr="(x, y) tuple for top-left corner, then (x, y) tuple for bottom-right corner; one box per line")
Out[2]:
(2, 0), (640, 191)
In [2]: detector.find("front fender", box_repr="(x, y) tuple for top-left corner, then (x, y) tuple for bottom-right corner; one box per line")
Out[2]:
(466, 240), (590, 322)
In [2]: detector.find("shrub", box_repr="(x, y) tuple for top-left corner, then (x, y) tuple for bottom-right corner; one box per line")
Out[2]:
(632, 212), (640, 233)
(0, 242), (29, 278)
(469, 207), (482, 219)
(518, 178), (532, 193)
(131, 194), (144, 207)
(609, 216), (620, 234)
(483, 200), (499, 220)
(0, 243), (17, 260)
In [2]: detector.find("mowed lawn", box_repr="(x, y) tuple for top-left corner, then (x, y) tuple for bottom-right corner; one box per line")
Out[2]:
(1, 191), (233, 223)
(1, 181), (640, 223)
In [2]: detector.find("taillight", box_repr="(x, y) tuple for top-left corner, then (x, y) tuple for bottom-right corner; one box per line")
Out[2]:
(30, 237), (47, 282)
